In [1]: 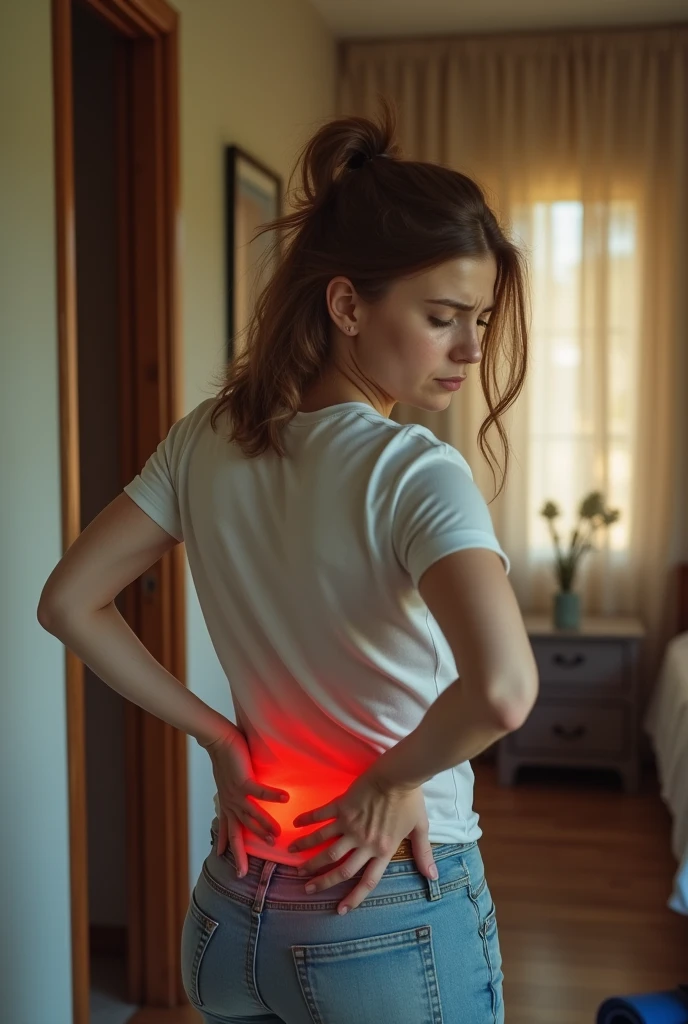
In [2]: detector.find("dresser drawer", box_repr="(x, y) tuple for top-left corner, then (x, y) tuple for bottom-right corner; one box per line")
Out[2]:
(533, 639), (626, 690)
(512, 701), (627, 757)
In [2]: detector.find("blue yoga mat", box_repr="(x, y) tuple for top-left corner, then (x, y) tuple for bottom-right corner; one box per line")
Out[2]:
(597, 987), (688, 1024)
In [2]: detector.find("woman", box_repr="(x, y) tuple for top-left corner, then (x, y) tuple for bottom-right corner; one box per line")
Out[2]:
(38, 104), (538, 1023)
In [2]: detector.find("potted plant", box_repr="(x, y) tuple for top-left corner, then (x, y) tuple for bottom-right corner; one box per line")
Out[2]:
(540, 491), (620, 630)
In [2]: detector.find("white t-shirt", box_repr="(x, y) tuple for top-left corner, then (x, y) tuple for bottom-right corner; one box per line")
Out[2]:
(123, 398), (510, 864)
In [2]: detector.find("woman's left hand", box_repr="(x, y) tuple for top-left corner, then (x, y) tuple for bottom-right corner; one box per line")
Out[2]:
(203, 726), (289, 877)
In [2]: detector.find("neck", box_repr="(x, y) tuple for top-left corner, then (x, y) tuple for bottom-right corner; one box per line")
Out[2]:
(299, 364), (394, 418)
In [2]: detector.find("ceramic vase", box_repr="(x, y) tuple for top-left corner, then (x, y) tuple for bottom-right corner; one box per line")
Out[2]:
(553, 591), (581, 630)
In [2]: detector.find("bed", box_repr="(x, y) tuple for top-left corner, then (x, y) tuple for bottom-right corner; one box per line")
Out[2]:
(643, 563), (688, 916)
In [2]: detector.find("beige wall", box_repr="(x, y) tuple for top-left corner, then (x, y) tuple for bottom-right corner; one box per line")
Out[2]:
(177, 0), (336, 403)
(0, 1), (335, 1020)
(0, 0), (74, 1018)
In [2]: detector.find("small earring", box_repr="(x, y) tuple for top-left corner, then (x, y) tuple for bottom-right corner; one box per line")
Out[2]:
(346, 325), (353, 333)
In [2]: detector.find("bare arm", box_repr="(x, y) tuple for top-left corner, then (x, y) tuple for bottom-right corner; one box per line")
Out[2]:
(37, 493), (232, 747)
(369, 548), (539, 792)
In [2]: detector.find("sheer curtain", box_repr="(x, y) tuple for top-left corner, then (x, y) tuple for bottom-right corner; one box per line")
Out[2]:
(339, 27), (687, 688)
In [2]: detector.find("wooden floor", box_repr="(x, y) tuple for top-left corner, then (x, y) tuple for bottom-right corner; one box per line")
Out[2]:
(477, 758), (688, 1023)
(131, 758), (688, 1024)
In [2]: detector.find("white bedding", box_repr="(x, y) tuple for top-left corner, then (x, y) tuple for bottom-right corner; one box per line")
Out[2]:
(643, 631), (688, 915)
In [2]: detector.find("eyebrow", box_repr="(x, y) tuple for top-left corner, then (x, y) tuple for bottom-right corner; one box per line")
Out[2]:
(426, 298), (494, 314)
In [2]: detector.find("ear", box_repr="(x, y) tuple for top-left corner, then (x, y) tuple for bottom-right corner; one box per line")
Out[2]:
(325, 276), (360, 335)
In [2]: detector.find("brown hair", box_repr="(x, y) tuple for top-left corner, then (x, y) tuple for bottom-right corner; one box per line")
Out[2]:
(211, 99), (529, 496)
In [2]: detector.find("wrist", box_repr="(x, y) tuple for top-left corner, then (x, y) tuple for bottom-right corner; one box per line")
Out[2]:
(193, 712), (237, 750)
(366, 755), (422, 796)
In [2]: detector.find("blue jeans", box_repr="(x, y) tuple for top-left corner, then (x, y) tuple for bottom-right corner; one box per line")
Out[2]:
(181, 820), (505, 1023)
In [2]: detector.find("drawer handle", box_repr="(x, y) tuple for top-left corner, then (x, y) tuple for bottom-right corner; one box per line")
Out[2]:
(553, 653), (585, 668)
(552, 724), (587, 740)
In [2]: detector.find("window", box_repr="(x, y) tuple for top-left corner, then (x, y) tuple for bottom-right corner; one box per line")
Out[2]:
(512, 200), (640, 560)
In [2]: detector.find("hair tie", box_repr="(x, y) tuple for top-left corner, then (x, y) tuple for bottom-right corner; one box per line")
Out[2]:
(348, 151), (390, 171)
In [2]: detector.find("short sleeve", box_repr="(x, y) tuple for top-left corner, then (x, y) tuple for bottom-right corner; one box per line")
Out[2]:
(123, 420), (186, 542)
(392, 437), (510, 589)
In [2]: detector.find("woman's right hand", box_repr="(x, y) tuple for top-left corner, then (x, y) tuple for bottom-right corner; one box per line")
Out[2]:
(202, 724), (289, 877)
(288, 771), (437, 914)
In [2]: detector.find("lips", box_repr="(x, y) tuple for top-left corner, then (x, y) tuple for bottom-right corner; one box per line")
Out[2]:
(436, 376), (465, 392)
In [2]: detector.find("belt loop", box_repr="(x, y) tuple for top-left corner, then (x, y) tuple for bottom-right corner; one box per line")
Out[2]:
(252, 860), (277, 913)
(426, 873), (442, 901)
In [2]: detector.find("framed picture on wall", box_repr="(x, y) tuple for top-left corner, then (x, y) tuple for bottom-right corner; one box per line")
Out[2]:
(225, 145), (282, 360)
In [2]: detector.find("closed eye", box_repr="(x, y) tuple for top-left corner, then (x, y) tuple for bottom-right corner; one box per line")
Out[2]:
(429, 316), (490, 329)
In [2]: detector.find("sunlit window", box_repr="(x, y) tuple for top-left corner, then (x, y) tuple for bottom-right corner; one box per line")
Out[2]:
(512, 200), (640, 561)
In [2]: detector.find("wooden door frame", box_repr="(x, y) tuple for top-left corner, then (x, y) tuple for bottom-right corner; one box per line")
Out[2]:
(52, 1), (188, 1022)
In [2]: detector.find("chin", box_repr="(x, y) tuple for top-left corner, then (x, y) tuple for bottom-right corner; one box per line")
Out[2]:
(408, 391), (454, 413)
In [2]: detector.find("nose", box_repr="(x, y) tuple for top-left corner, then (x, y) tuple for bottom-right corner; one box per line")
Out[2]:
(449, 331), (482, 366)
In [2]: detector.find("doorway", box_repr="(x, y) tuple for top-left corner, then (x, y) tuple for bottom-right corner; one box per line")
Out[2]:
(72, 5), (132, 1020)
(52, 1), (189, 1022)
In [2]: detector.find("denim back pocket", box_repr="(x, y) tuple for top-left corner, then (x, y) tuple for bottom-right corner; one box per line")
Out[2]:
(180, 888), (220, 1009)
(292, 925), (443, 1024)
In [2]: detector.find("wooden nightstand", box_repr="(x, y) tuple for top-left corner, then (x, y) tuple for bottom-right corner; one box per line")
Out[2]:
(497, 616), (645, 793)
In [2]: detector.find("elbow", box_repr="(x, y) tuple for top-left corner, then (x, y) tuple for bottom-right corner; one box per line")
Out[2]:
(38, 584), (104, 635)
(489, 672), (540, 734)
(37, 584), (69, 636)
(37, 596), (59, 635)
(498, 698), (536, 734)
